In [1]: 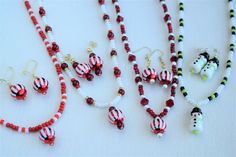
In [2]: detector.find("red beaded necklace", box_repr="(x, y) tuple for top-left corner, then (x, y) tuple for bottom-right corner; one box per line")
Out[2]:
(98, 0), (178, 137)
(0, 0), (68, 146)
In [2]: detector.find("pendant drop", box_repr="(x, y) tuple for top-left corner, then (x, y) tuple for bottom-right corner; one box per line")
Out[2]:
(190, 107), (203, 135)
(150, 116), (166, 137)
(108, 106), (124, 130)
(39, 127), (55, 146)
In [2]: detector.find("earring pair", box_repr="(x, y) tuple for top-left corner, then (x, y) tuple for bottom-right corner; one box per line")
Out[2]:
(133, 47), (173, 88)
(0, 60), (49, 101)
(190, 49), (219, 81)
(64, 41), (104, 81)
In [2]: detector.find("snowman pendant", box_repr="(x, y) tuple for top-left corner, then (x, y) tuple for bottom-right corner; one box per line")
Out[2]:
(200, 57), (219, 81)
(190, 107), (203, 135)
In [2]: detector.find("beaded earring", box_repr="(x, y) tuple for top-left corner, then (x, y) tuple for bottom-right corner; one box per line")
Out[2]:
(190, 107), (203, 135)
(87, 41), (104, 76)
(132, 47), (158, 84)
(200, 49), (220, 81)
(190, 49), (210, 75)
(64, 54), (94, 81)
(152, 49), (173, 88)
(22, 60), (49, 95)
(0, 67), (27, 100)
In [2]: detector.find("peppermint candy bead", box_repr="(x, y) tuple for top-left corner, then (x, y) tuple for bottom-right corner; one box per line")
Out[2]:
(150, 116), (166, 137)
(142, 68), (158, 84)
(33, 77), (49, 95)
(108, 106), (124, 130)
(10, 84), (27, 100)
(158, 69), (173, 88)
(72, 61), (94, 81)
(88, 53), (103, 76)
(39, 127), (55, 146)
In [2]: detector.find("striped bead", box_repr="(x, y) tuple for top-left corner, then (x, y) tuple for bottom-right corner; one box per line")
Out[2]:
(157, 70), (173, 88)
(108, 106), (124, 130)
(88, 54), (103, 76)
(10, 84), (27, 100)
(39, 127), (55, 146)
(33, 77), (49, 95)
(150, 116), (166, 137)
(73, 62), (94, 81)
(142, 68), (157, 84)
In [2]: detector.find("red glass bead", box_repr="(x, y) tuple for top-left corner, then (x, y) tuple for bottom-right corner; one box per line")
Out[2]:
(118, 88), (125, 96)
(164, 14), (171, 22)
(98, 0), (105, 5)
(71, 79), (80, 89)
(128, 54), (136, 62)
(135, 76), (142, 83)
(110, 50), (117, 56)
(86, 97), (94, 105)
(103, 14), (110, 21)
(107, 30), (114, 40)
(52, 43), (59, 52)
(168, 23), (173, 33)
(114, 67), (121, 78)
(116, 15), (124, 23)
(45, 26), (52, 33)
(166, 99), (174, 107)
(168, 35), (175, 41)
(39, 7), (46, 17)
(61, 63), (68, 70)
(115, 5), (120, 13)
(122, 36), (128, 41)
(170, 56), (178, 62)
(140, 98), (149, 106)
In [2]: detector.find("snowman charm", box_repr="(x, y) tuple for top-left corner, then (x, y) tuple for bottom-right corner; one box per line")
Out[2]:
(200, 57), (219, 81)
(190, 107), (203, 135)
(190, 52), (210, 74)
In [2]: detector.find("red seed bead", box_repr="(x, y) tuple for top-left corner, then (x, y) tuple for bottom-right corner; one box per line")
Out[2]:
(170, 56), (178, 62)
(52, 43), (59, 52)
(112, 0), (117, 3)
(121, 36), (128, 41)
(86, 97), (94, 105)
(71, 79), (80, 89)
(168, 23), (173, 33)
(168, 35), (175, 41)
(140, 98), (149, 106)
(114, 67), (121, 78)
(166, 99), (174, 107)
(118, 88), (125, 96)
(115, 5), (120, 13)
(164, 14), (171, 22)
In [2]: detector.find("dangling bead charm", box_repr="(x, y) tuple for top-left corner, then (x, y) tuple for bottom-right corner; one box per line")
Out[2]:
(190, 51), (210, 74)
(88, 53), (103, 76)
(157, 69), (173, 88)
(190, 107), (203, 135)
(10, 84), (27, 100)
(39, 127), (55, 146)
(142, 68), (158, 84)
(33, 77), (49, 95)
(108, 106), (124, 130)
(150, 116), (166, 137)
(200, 57), (219, 81)
(72, 61), (94, 81)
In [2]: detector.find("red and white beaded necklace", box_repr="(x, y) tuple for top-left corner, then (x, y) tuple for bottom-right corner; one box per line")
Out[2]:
(0, 1), (68, 146)
(29, 0), (126, 130)
(98, 0), (178, 137)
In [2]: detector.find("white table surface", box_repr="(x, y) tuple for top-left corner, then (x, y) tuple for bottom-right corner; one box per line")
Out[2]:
(0, 0), (236, 157)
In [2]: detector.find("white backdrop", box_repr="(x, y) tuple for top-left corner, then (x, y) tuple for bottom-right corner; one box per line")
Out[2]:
(0, 0), (236, 157)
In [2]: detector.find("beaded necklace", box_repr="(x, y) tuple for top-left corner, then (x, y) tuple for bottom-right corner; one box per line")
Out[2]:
(31, 0), (126, 130)
(177, 0), (235, 134)
(99, 0), (178, 137)
(0, 0), (68, 146)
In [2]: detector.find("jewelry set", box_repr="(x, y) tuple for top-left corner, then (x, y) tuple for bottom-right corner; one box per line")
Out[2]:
(0, 0), (234, 146)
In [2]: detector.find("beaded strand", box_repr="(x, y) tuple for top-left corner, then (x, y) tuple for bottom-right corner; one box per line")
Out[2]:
(36, 0), (125, 108)
(0, 0), (68, 134)
(98, 0), (178, 136)
(177, 0), (235, 134)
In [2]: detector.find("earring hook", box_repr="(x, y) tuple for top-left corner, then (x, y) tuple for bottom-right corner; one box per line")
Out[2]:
(87, 41), (97, 54)
(64, 54), (76, 64)
(22, 60), (38, 78)
(132, 47), (153, 68)
(150, 49), (166, 69)
(0, 66), (15, 85)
